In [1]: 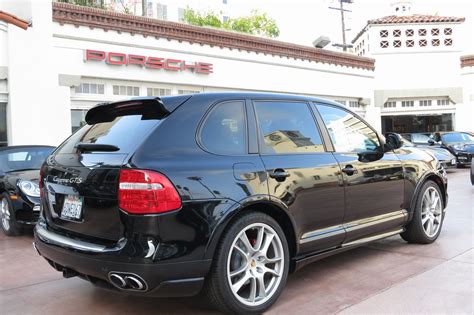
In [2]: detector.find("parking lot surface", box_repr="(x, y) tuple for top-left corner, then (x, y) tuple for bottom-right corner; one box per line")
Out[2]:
(0, 169), (472, 314)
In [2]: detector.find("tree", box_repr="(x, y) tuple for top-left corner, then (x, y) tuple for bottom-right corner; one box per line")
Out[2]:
(183, 9), (280, 38)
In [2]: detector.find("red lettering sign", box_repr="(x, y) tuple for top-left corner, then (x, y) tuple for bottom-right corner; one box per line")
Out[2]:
(84, 49), (213, 75)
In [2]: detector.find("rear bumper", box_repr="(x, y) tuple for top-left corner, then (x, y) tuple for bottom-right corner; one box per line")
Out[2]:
(33, 224), (211, 297)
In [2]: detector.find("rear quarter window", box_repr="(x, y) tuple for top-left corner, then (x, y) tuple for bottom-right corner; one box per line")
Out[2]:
(199, 101), (247, 155)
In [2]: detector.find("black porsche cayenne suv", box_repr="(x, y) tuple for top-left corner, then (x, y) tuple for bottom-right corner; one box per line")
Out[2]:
(34, 93), (448, 314)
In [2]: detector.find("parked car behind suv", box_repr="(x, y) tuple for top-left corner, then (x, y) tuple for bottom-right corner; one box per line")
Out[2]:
(429, 132), (474, 167)
(0, 145), (55, 236)
(34, 93), (448, 314)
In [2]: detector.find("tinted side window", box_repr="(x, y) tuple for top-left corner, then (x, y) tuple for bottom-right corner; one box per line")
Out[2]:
(316, 104), (380, 153)
(254, 101), (324, 154)
(201, 101), (246, 155)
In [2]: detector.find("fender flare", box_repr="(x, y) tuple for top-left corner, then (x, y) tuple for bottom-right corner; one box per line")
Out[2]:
(203, 194), (299, 260)
(408, 170), (447, 221)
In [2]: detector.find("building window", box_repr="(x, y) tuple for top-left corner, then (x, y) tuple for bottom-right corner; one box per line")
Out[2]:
(431, 28), (439, 36)
(147, 88), (172, 96)
(419, 39), (427, 47)
(380, 41), (389, 48)
(334, 100), (346, 106)
(223, 15), (229, 23)
(157, 3), (167, 20)
(444, 28), (452, 35)
(418, 29), (427, 36)
(393, 40), (401, 48)
(113, 85), (140, 96)
(432, 39), (440, 46)
(401, 101), (414, 107)
(178, 89), (200, 95)
(406, 40), (414, 47)
(74, 83), (105, 94)
(393, 29), (401, 37)
(71, 109), (88, 133)
(444, 38), (453, 46)
(380, 30), (388, 37)
(178, 8), (185, 22)
(419, 100), (432, 107)
(383, 101), (396, 108)
(437, 99), (450, 106)
(349, 101), (360, 108)
(406, 29), (414, 36)
(0, 103), (6, 147)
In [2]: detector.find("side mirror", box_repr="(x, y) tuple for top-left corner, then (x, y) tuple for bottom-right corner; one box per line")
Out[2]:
(384, 133), (403, 151)
(357, 150), (384, 162)
(428, 139), (435, 146)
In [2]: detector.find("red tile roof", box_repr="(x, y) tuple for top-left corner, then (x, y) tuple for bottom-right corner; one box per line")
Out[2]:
(52, 3), (375, 70)
(461, 55), (474, 68)
(352, 14), (464, 43)
(368, 14), (465, 25)
(0, 10), (29, 30)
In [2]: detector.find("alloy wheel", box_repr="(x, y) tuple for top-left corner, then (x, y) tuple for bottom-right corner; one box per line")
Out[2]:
(421, 187), (442, 237)
(226, 223), (284, 307)
(0, 198), (11, 231)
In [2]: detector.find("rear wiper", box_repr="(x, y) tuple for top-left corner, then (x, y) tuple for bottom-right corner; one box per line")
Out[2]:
(75, 143), (120, 152)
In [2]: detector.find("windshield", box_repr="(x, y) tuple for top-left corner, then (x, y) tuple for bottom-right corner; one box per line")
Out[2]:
(441, 132), (474, 143)
(0, 147), (54, 173)
(399, 135), (415, 147)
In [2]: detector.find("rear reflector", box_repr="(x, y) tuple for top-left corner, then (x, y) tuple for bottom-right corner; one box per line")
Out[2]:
(119, 169), (182, 214)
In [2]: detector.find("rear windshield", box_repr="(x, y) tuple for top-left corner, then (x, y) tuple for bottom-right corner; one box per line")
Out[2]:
(0, 147), (54, 172)
(56, 115), (161, 154)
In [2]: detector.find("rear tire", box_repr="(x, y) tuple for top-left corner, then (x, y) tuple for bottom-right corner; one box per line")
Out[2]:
(204, 212), (289, 314)
(401, 181), (444, 244)
(0, 193), (21, 236)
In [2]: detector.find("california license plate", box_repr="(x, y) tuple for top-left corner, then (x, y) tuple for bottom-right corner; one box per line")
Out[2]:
(61, 195), (83, 220)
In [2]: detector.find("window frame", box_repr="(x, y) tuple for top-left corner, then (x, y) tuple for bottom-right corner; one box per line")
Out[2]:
(312, 102), (383, 154)
(251, 99), (330, 156)
(196, 99), (249, 156)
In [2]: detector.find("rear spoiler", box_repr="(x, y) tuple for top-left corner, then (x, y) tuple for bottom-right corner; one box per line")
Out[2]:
(85, 97), (169, 125)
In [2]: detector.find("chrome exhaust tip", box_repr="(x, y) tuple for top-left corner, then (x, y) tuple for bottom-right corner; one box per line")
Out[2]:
(107, 272), (147, 291)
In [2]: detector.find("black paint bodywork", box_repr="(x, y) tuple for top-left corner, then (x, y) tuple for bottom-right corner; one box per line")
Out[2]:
(34, 93), (448, 297)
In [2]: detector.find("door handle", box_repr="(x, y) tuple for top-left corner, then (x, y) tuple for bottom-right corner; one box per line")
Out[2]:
(269, 169), (290, 181)
(342, 165), (357, 176)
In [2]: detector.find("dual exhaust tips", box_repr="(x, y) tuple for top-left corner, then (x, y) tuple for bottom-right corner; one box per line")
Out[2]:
(108, 272), (148, 291)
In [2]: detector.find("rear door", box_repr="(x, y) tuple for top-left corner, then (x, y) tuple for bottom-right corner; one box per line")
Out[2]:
(252, 99), (345, 254)
(42, 100), (170, 242)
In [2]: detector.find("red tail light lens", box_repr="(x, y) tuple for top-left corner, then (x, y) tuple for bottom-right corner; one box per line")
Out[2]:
(118, 169), (182, 214)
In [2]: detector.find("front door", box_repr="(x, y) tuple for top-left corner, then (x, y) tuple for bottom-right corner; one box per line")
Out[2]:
(315, 104), (405, 244)
(252, 100), (345, 254)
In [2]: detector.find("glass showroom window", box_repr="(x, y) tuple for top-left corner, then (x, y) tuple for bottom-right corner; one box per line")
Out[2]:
(0, 103), (7, 147)
(71, 109), (88, 133)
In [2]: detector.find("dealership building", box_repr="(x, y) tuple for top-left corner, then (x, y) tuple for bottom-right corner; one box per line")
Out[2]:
(0, 1), (472, 147)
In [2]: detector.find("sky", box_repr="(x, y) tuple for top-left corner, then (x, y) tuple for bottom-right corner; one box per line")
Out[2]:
(227, 0), (473, 52)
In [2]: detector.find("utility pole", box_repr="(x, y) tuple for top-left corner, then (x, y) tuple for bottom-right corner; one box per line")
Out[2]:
(329, 0), (353, 52)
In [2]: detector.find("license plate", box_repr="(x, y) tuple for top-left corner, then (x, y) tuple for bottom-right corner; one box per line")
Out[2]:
(451, 158), (456, 165)
(61, 195), (83, 220)
(459, 156), (467, 160)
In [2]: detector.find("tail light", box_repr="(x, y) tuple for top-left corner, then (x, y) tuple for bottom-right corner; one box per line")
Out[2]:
(118, 169), (182, 214)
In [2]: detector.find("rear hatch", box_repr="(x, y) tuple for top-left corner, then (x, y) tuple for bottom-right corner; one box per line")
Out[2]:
(41, 96), (189, 242)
